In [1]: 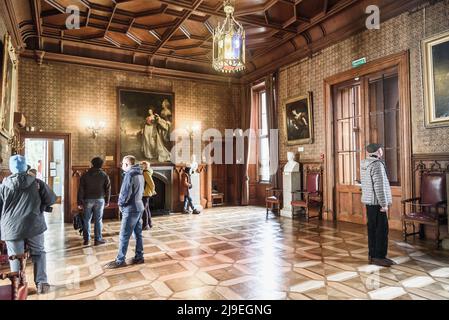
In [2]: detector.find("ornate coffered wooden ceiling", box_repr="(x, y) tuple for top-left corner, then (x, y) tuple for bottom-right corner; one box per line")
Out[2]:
(5, 0), (426, 82)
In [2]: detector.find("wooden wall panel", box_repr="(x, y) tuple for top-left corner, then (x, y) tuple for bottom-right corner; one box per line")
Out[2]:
(71, 164), (213, 220)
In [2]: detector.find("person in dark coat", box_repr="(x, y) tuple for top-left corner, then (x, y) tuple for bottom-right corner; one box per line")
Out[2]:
(77, 157), (111, 246)
(0, 155), (56, 294)
(181, 166), (199, 215)
(105, 155), (144, 269)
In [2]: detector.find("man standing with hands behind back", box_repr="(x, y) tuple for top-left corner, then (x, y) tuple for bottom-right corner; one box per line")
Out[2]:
(361, 143), (396, 267)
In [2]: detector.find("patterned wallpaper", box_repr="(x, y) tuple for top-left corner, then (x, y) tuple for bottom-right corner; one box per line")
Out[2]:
(278, 0), (449, 162)
(18, 59), (240, 166)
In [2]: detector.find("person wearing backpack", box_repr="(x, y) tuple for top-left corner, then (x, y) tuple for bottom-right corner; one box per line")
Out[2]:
(0, 155), (56, 294)
(140, 161), (156, 230)
(360, 143), (395, 268)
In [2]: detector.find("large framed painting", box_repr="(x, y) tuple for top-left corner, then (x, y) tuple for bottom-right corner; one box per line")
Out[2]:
(118, 88), (175, 163)
(284, 92), (314, 145)
(423, 31), (449, 128)
(0, 34), (18, 138)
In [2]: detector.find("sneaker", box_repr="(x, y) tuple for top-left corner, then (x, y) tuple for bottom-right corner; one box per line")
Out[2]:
(104, 260), (126, 269)
(193, 210), (200, 215)
(37, 283), (51, 295)
(143, 225), (151, 231)
(83, 240), (89, 246)
(182, 210), (190, 214)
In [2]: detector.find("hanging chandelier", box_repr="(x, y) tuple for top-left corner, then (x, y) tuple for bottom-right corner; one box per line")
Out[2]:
(212, 0), (246, 73)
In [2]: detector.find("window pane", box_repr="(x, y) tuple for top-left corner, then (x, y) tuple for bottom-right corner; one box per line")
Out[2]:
(368, 74), (400, 186)
(260, 91), (268, 135)
(260, 137), (270, 181)
(336, 85), (362, 186)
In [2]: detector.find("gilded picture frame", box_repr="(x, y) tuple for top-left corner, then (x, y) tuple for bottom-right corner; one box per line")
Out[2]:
(284, 92), (314, 145)
(0, 34), (18, 139)
(422, 30), (449, 128)
(117, 88), (175, 163)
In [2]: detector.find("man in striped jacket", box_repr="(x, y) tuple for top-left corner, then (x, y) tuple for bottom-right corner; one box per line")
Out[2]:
(360, 143), (395, 267)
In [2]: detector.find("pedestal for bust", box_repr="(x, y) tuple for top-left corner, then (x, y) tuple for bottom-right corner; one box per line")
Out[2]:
(190, 169), (203, 212)
(281, 156), (301, 218)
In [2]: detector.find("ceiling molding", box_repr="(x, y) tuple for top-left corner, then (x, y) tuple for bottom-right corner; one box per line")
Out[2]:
(20, 49), (242, 85)
(0, 0), (25, 49)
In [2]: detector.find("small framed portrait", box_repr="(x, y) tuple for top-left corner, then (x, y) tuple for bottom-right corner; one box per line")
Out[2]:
(422, 30), (449, 128)
(284, 92), (314, 145)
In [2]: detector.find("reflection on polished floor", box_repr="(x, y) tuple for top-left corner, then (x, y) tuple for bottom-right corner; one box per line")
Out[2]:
(24, 206), (449, 300)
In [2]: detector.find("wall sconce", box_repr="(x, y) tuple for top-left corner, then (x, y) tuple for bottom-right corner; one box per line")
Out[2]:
(186, 122), (201, 139)
(8, 135), (25, 155)
(87, 120), (106, 139)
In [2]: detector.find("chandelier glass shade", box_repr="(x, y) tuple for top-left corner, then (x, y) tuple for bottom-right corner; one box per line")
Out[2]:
(212, 0), (246, 73)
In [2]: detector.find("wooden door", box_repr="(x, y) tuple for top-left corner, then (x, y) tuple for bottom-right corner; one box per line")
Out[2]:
(333, 68), (403, 229)
(334, 82), (365, 224)
(364, 68), (403, 229)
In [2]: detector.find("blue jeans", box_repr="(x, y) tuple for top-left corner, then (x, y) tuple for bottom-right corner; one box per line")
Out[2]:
(184, 195), (194, 211)
(6, 233), (47, 285)
(83, 199), (105, 242)
(116, 211), (144, 264)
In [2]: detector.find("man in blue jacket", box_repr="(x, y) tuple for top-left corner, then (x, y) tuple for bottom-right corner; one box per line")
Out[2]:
(0, 155), (56, 294)
(105, 155), (145, 269)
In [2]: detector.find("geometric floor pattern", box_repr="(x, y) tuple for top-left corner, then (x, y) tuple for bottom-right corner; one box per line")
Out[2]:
(6, 206), (449, 300)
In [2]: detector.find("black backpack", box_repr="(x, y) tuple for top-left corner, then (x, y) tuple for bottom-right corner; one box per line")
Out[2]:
(73, 213), (84, 236)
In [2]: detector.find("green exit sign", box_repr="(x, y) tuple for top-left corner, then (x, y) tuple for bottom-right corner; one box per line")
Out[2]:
(352, 57), (367, 68)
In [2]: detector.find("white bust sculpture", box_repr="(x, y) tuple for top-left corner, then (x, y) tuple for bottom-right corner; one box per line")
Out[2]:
(191, 154), (199, 173)
(284, 151), (299, 173)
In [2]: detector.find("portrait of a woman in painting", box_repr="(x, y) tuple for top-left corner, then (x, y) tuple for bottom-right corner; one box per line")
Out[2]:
(141, 107), (171, 162)
(119, 89), (175, 163)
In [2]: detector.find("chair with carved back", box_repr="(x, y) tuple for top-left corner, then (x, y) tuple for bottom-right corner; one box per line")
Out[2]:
(0, 253), (28, 300)
(0, 242), (8, 266)
(402, 164), (447, 249)
(266, 188), (283, 218)
(291, 167), (324, 222)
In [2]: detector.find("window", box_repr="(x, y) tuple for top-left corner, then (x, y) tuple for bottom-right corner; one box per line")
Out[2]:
(335, 70), (401, 187)
(259, 90), (270, 182)
(368, 73), (400, 186)
(335, 84), (362, 185)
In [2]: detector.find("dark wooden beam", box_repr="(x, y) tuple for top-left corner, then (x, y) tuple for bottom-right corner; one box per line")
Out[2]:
(157, 0), (297, 34)
(151, 0), (204, 56)
(40, 32), (209, 63)
(323, 0), (329, 14)
(252, 0), (360, 59)
(30, 0), (43, 50)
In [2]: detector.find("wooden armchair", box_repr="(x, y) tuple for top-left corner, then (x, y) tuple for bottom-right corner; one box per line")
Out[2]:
(266, 188), (283, 218)
(291, 167), (323, 222)
(402, 171), (447, 248)
(0, 254), (28, 300)
(0, 242), (8, 265)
